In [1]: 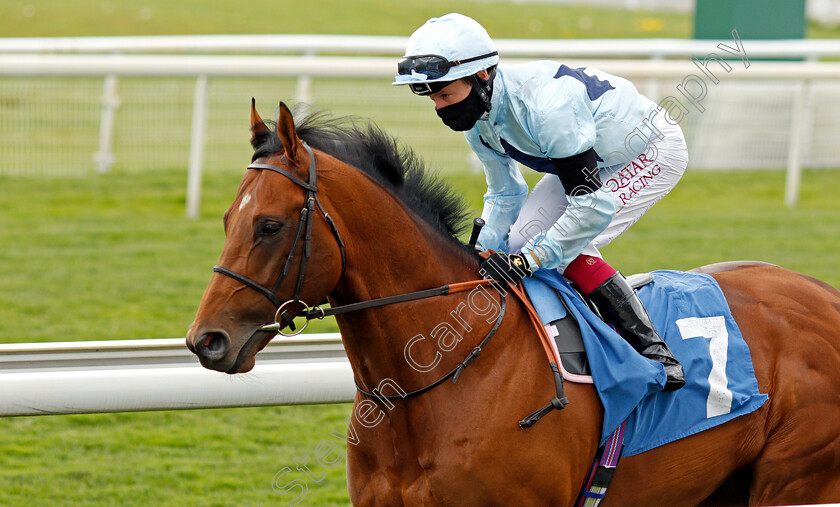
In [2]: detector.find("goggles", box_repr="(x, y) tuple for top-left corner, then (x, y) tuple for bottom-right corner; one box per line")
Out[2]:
(407, 81), (449, 96)
(397, 51), (498, 84)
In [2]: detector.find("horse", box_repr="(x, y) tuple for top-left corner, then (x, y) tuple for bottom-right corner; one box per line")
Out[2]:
(185, 100), (840, 506)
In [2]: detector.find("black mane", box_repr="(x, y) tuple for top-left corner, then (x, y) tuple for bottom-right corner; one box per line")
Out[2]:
(253, 109), (471, 246)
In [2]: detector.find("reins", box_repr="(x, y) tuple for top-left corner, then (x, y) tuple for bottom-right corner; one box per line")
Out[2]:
(349, 275), (569, 428)
(289, 280), (496, 321)
(355, 289), (506, 400)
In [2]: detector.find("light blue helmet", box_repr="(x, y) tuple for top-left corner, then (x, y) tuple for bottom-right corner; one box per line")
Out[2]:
(393, 13), (499, 91)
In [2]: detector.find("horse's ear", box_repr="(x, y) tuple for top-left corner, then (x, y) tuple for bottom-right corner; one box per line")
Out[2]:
(276, 101), (304, 166)
(250, 98), (270, 147)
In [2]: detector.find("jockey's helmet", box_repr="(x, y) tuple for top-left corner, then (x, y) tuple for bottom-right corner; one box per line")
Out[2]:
(393, 13), (499, 97)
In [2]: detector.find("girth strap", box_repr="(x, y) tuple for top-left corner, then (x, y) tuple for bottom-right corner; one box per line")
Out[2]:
(574, 420), (627, 507)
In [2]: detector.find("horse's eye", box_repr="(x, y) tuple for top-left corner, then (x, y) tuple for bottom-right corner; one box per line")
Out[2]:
(261, 221), (282, 236)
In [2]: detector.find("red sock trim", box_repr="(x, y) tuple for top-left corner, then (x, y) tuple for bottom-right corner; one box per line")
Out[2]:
(563, 255), (617, 295)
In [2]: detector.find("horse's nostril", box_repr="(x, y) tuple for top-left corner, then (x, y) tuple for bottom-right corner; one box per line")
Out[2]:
(194, 332), (230, 361)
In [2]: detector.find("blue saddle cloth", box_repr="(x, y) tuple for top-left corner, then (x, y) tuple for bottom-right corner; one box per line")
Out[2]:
(522, 269), (769, 456)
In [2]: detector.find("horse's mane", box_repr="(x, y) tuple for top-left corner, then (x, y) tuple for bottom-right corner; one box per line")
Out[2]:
(253, 110), (472, 248)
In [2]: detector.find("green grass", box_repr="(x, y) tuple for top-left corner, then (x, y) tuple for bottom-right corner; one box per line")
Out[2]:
(0, 0), (693, 39)
(2, 167), (837, 344)
(1, 166), (839, 506)
(0, 406), (354, 506)
(3, 0), (840, 40)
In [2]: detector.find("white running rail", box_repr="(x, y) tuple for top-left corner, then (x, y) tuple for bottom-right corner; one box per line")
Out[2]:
(2, 35), (837, 211)
(0, 334), (355, 417)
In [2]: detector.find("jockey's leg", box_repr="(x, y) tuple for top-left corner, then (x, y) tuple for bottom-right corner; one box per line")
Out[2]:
(574, 113), (688, 391)
(506, 110), (689, 391)
(565, 254), (686, 392)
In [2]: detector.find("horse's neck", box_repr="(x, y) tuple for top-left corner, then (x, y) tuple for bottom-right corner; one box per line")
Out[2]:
(324, 174), (605, 487)
(335, 219), (473, 302)
(325, 175), (479, 387)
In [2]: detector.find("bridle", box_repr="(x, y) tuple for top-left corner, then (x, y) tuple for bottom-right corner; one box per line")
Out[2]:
(213, 142), (493, 338)
(209, 141), (507, 393)
(212, 143), (347, 335)
(209, 139), (509, 397)
(209, 142), (566, 426)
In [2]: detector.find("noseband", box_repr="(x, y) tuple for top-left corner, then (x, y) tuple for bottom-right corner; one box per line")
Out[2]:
(212, 143), (346, 335)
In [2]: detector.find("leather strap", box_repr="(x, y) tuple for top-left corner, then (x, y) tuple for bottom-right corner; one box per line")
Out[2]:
(306, 279), (494, 319)
(214, 143), (347, 310)
(355, 290), (506, 401)
(477, 249), (572, 428)
(246, 163), (318, 192)
(212, 265), (282, 308)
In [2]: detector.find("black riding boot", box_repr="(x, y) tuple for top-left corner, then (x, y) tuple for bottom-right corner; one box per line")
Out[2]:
(588, 272), (686, 392)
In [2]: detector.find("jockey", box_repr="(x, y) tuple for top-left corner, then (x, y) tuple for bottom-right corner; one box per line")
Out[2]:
(393, 13), (688, 391)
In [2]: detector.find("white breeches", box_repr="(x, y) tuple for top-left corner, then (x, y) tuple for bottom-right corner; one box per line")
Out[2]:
(506, 112), (689, 269)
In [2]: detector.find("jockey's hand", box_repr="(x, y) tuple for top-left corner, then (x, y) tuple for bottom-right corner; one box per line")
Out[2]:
(479, 252), (533, 284)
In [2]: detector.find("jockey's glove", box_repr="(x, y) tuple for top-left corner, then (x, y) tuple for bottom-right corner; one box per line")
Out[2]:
(479, 252), (533, 284)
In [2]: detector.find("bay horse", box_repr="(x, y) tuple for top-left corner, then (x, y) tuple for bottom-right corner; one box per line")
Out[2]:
(186, 100), (840, 506)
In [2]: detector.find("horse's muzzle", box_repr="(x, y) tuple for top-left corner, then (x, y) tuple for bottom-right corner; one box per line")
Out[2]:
(191, 330), (231, 365)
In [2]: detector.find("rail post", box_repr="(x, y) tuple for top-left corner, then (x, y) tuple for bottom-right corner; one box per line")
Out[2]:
(186, 74), (208, 219)
(93, 73), (120, 173)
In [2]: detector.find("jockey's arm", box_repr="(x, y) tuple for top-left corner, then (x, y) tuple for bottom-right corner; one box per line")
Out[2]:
(519, 148), (617, 272)
(511, 86), (616, 271)
(465, 129), (529, 252)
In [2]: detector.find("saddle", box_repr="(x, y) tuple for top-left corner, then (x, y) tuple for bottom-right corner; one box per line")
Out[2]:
(548, 273), (654, 381)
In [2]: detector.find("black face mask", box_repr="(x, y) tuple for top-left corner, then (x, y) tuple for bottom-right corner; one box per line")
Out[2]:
(436, 87), (487, 132)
